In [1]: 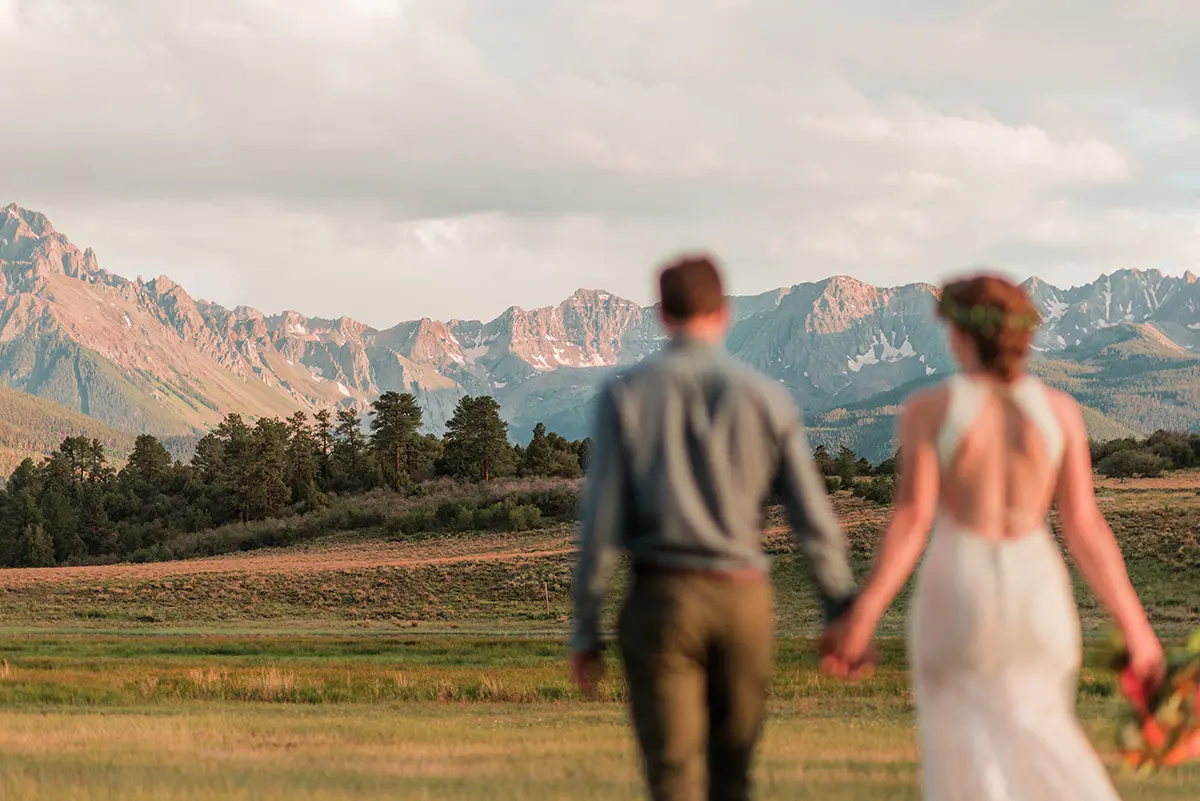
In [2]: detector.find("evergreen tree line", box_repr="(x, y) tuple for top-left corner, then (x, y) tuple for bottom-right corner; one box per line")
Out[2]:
(0, 393), (590, 568)
(0, 391), (1192, 568)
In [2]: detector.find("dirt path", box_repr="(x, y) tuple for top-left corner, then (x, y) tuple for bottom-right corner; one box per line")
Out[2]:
(0, 532), (578, 588)
(0, 525), (804, 589)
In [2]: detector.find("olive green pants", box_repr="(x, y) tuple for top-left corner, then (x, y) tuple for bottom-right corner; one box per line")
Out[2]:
(617, 571), (775, 801)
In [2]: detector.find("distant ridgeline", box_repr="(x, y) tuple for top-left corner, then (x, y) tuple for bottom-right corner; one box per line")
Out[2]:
(3, 204), (1200, 470)
(0, 383), (1195, 569)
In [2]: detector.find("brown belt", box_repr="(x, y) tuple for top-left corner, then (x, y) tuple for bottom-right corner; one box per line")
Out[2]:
(632, 562), (768, 583)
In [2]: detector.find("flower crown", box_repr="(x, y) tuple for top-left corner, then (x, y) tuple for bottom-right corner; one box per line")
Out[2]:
(939, 295), (1041, 334)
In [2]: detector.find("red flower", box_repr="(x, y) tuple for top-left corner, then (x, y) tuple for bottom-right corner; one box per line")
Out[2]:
(1111, 625), (1200, 774)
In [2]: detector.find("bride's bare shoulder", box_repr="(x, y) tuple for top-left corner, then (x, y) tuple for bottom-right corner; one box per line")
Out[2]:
(899, 381), (953, 430)
(906, 379), (953, 412)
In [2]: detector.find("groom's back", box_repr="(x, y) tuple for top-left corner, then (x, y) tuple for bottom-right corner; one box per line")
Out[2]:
(600, 339), (797, 572)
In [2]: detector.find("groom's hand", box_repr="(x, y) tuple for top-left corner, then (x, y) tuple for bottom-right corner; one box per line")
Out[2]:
(819, 620), (877, 681)
(571, 648), (605, 698)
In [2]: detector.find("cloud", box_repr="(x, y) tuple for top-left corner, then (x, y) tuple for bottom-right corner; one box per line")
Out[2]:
(1, 0), (1198, 323)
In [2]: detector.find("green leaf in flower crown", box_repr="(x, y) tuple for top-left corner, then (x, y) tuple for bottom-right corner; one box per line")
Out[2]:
(1187, 627), (1200, 656)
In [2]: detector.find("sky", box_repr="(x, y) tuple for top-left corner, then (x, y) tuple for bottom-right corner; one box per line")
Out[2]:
(2, 0), (1199, 326)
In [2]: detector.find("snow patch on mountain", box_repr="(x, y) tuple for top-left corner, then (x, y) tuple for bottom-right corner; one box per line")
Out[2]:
(463, 345), (490, 364)
(847, 331), (916, 373)
(1046, 300), (1069, 321)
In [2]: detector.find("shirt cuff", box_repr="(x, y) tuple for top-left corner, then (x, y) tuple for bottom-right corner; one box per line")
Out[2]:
(569, 611), (606, 653)
(822, 592), (857, 625)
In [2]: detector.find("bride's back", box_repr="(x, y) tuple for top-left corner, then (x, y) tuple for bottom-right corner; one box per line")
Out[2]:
(935, 374), (1062, 540)
(927, 275), (1059, 540)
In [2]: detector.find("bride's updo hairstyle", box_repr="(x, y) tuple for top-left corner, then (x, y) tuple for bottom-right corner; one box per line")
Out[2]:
(937, 274), (1041, 382)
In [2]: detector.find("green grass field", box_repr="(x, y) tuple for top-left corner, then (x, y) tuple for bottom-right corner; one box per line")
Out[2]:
(0, 475), (1198, 799)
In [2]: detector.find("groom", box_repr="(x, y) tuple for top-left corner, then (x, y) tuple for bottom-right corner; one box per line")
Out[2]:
(569, 253), (865, 801)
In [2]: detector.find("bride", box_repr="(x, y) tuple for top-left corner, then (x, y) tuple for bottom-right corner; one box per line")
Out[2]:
(826, 274), (1166, 799)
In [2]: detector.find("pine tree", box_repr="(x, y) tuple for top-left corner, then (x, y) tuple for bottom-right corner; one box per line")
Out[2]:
(312, 408), (335, 488)
(214, 413), (255, 523)
(249, 417), (291, 519)
(78, 486), (116, 556)
(0, 487), (44, 566)
(369, 392), (423, 489)
(285, 411), (322, 506)
(812, 445), (836, 477)
(439, 396), (514, 482)
(835, 446), (859, 488)
(6, 459), (39, 494)
(332, 409), (375, 491)
(121, 435), (173, 500)
(875, 450), (900, 476)
(521, 423), (554, 477)
(410, 433), (443, 483)
(17, 524), (55, 568)
(191, 433), (225, 486)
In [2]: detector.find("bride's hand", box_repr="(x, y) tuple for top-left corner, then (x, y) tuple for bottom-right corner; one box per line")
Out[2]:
(820, 610), (878, 680)
(1124, 625), (1166, 699)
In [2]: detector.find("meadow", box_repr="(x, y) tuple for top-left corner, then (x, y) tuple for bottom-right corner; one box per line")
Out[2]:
(0, 473), (1197, 799)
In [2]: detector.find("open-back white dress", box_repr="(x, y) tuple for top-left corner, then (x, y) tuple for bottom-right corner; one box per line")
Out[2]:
(907, 373), (1122, 800)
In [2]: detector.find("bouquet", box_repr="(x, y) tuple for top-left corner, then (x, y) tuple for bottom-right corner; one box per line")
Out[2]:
(1106, 626), (1200, 774)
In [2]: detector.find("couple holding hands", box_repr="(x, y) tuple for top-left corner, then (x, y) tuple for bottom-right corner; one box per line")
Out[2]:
(569, 254), (1164, 801)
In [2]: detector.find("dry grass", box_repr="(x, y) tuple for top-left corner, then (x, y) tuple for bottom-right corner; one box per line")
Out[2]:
(0, 700), (1196, 800)
(1095, 468), (1200, 492)
(0, 473), (1195, 799)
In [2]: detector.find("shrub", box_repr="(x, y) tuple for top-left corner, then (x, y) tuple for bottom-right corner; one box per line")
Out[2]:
(507, 505), (543, 531)
(853, 476), (895, 506)
(824, 476), (842, 494)
(1097, 449), (1172, 480)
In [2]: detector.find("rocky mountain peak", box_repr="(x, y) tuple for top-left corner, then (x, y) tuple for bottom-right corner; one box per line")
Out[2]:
(2, 204), (57, 239)
(565, 288), (626, 307)
(0, 203), (1196, 464)
(146, 275), (180, 295)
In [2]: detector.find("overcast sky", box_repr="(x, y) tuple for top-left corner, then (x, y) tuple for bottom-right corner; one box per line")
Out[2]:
(2, 1), (1198, 325)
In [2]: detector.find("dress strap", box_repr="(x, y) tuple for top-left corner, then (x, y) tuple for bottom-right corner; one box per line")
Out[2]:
(935, 373), (1066, 470)
(935, 374), (986, 467)
(1008, 377), (1066, 468)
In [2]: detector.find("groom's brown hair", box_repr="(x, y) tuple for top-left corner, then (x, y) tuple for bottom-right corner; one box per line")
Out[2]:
(658, 254), (725, 321)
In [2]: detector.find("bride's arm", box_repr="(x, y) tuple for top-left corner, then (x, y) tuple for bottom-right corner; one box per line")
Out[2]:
(849, 394), (941, 629)
(1052, 394), (1157, 646)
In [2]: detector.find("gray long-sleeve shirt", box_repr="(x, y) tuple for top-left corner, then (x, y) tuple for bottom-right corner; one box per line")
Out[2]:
(569, 335), (858, 653)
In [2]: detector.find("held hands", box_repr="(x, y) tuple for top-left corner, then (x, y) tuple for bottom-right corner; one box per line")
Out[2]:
(571, 649), (605, 698)
(819, 607), (879, 681)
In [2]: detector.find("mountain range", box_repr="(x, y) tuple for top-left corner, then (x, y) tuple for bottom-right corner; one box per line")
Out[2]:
(2, 202), (1199, 468)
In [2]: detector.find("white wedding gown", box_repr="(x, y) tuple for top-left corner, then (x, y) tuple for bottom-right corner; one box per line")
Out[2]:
(907, 374), (1122, 800)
